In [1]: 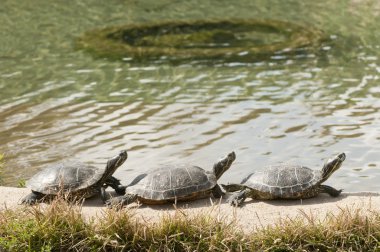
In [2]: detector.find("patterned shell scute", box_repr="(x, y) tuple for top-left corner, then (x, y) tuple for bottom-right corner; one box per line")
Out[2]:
(127, 165), (216, 200)
(246, 165), (322, 197)
(27, 162), (105, 194)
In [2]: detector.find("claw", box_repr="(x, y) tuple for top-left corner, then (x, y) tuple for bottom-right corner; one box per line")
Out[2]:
(228, 198), (243, 207)
(227, 190), (247, 207)
(105, 198), (121, 209)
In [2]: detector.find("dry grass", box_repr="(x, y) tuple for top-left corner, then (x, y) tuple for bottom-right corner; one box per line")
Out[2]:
(0, 197), (380, 251)
(251, 207), (380, 251)
(0, 154), (4, 185)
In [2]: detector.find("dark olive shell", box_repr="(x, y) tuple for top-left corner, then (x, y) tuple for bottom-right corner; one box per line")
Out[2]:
(243, 165), (322, 198)
(126, 164), (216, 202)
(27, 162), (105, 195)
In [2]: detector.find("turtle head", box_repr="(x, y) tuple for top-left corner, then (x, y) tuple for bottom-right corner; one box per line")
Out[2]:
(321, 152), (345, 182)
(103, 150), (128, 179)
(213, 151), (236, 180)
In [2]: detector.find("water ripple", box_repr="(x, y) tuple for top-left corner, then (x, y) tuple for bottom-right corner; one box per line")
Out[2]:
(1, 0), (380, 192)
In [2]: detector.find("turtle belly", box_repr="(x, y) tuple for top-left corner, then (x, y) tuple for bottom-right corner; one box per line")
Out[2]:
(284, 186), (320, 199)
(30, 186), (100, 203)
(137, 190), (212, 205)
(74, 186), (100, 199)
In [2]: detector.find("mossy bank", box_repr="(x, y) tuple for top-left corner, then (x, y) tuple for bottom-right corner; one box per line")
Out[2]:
(1, 197), (380, 251)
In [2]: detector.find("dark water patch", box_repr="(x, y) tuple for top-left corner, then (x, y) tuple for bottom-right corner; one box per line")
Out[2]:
(77, 19), (326, 62)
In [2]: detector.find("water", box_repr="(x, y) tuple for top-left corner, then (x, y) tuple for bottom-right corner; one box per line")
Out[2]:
(0, 0), (379, 192)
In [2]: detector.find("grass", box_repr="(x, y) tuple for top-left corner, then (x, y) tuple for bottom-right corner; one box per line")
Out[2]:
(0, 197), (380, 251)
(0, 154), (3, 185)
(252, 208), (380, 251)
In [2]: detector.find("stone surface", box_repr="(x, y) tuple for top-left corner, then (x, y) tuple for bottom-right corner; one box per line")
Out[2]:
(1, 186), (378, 232)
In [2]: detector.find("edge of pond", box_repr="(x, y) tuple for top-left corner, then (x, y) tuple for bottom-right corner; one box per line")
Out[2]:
(1, 186), (379, 231)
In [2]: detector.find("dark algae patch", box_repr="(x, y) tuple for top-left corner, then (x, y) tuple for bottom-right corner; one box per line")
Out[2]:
(77, 19), (326, 62)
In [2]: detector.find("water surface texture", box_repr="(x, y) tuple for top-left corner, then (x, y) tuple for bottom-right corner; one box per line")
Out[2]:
(0, 1), (379, 191)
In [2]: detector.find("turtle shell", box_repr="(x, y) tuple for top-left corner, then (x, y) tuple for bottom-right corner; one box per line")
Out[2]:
(27, 162), (105, 195)
(126, 164), (216, 202)
(243, 164), (322, 198)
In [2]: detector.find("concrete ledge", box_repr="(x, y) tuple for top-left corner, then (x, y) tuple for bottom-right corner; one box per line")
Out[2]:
(1, 186), (379, 231)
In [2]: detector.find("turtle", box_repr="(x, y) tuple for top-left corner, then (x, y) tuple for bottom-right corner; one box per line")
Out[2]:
(105, 151), (236, 207)
(221, 152), (346, 207)
(21, 150), (128, 205)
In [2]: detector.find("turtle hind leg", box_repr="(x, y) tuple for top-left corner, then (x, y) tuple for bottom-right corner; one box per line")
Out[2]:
(320, 184), (342, 197)
(211, 184), (225, 199)
(105, 194), (138, 209)
(21, 191), (45, 205)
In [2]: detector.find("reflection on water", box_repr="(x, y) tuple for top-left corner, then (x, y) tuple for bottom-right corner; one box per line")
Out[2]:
(0, 0), (379, 192)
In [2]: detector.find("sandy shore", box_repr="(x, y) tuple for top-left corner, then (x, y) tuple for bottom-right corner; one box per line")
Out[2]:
(1, 186), (379, 232)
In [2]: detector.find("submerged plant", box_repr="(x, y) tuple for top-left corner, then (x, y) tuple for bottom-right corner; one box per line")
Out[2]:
(77, 19), (326, 63)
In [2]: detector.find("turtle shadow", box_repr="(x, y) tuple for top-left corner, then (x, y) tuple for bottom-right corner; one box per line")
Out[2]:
(242, 193), (349, 207)
(134, 197), (228, 211)
(342, 191), (380, 197)
(77, 191), (380, 209)
(81, 197), (107, 207)
(82, 191), (229, 210)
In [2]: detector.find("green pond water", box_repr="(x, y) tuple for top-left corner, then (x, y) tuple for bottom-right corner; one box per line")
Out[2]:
(0, 0), (379, 192)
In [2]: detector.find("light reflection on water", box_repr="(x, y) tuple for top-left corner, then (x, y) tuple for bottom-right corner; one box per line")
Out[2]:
(0, 0), (379, 192)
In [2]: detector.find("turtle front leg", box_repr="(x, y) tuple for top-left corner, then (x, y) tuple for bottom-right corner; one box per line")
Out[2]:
(105, 176), (126, 195)
(105, 194), (138, 209)
(21, 191), (45, 205)
(228, 189), (249, 207)
(212, 184), (225, 199)
(320, 184), (342, 197)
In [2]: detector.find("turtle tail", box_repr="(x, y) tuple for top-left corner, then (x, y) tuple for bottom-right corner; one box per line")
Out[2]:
(221, 184), (244, 192)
